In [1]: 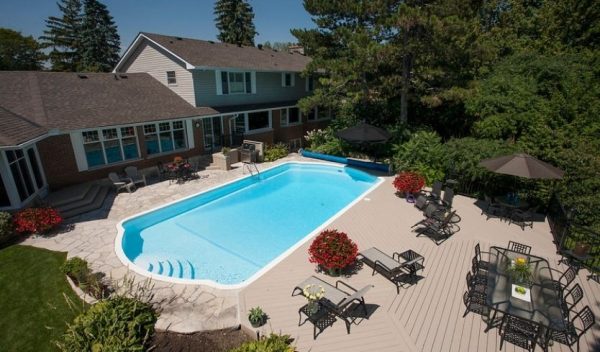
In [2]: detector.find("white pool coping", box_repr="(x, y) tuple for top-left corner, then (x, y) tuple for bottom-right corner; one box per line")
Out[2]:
(114, 161), (385, 290)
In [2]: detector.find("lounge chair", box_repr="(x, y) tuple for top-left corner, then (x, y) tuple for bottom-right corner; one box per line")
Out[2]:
(440, 187), (454, 209)
(426, 180), (443, 201)
(509, 206), (538, 230)
(108, 172), (135, 193)
(124, 166), (147, 187)
(414, 210), (457, 245)
(292, 276), (373, 334)
(414, 194), (429, 211)
(481, 195), (505, 220)
(358, 247), (424, 293)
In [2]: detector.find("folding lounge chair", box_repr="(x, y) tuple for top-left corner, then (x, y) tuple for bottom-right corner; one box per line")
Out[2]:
(124, 166), (147, 187)
(358, 247), (425, 293)
(414, 210), (457, 245)
(108, 172), (135, 193)
(426, 180), (443, 201)
(292, 276), (373, 334)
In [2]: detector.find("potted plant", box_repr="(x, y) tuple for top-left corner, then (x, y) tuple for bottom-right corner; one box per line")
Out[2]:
(506, 257), (532, 286)
(393, 171), (425, 202)
(248, 306), (266, 328)
(308, 229), (358, 276)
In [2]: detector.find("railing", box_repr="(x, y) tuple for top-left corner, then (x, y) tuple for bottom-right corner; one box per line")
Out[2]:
(547, 193), (600, 270)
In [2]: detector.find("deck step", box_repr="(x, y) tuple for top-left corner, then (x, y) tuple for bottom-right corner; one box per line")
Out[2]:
(144, 258), (196, 279)
(45, 182), (97, 208)
(57, 185), (110, 219)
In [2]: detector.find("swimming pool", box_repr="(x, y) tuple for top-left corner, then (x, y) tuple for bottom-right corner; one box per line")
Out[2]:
(115, 162), (382, 288)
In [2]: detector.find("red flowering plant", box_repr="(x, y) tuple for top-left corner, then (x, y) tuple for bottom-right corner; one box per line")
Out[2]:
(393, 171), (425, 195)
(14, 207), (63, 235)
(308, 229), (358, 275)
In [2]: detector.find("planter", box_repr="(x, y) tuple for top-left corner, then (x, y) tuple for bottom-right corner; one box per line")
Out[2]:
(212, 152), (232, 171)
(249, 315), (266, 328)
(573, 242), (591, 257)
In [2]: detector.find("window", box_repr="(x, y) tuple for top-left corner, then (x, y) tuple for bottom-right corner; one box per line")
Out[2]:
(247, 111), (270, 131)
(220, 71), (253, 95)
(5, 148), (43, 202)
(0, 173), (10, 207)
(143, 120), (186, 155)
(306, 108), (316, 121)
(279, 107), (300, 127)
(282, 72), (295, 87)
(306, 76), (314, 91)
(83, 126), (139, 168)
(166, 71), (176, 85)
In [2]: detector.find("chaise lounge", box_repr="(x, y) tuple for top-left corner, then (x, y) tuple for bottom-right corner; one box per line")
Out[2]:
(358, 247), (425, 293)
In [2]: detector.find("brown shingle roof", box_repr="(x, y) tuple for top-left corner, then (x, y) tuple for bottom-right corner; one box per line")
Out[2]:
(140, 32), (311, 72)
(0, 72), (201, 142)
(0, 107), (47, 147)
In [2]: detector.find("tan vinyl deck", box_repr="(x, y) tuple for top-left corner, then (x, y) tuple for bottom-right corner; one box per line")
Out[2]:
(240, 175), (600, 352)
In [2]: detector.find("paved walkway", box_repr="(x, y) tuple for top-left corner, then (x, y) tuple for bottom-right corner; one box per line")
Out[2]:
(25, 155), (600, 351)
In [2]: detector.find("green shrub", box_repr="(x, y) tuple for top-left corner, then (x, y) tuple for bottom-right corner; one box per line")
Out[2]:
(264, 143), (289, 162)
(61, 257), (90, 284)
(304, 128), (348, 156)
(57, 296), (157, 352)
(0, 212), (14, 244)
(230, 333), (295, 352)
(391, 130), (446, 185)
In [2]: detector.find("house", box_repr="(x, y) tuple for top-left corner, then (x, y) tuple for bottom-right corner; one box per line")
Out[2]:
(0, 33), (328, 211)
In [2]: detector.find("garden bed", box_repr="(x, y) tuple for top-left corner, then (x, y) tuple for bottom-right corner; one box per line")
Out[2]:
(150, 327), (253, 352)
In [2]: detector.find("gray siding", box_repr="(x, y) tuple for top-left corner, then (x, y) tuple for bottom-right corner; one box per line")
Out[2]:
(119, 41), (196, 105)
(193, 70), (309, 107)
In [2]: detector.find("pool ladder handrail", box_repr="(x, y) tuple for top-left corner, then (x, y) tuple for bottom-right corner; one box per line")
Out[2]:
(243, 161), (260, 176)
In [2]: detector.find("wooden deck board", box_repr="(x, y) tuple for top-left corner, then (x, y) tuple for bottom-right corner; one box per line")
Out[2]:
(240, 177), (600, 351)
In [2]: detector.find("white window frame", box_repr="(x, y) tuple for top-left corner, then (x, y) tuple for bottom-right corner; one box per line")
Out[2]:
(244, 110), (272, 134)
(279, 107), (301, 127)
(216, 70), (256, 95)
(81, 126), (140, 168)
(3, 147), (46, 204)
(306, 107), (331, 122)
(143, 120), (187, 156)
(281, 72), (295, 87)
(166, 71), (177, 85)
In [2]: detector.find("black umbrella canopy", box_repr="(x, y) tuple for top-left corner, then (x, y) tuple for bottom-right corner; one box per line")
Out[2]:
(479, 153), (564, 179)
(335, 123), (391, 144)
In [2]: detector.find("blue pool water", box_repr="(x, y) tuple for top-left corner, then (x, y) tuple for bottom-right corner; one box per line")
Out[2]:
(119, 162), (379, 286)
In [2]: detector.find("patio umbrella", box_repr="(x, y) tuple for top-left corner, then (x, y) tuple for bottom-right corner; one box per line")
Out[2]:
(479, 153), (564, 179)
(335, 122), (391, 145)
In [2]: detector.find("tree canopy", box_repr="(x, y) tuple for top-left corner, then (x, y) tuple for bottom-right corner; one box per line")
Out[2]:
(214, 0), (257, 46)
(39, 0), (82, 71)
(0, 28), (45, 70)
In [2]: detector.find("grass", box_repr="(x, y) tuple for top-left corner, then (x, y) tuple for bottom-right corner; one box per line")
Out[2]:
(0, 245), (84, 352)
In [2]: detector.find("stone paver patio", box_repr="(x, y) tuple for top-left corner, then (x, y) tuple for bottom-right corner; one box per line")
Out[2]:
(25, 154), (600, 350)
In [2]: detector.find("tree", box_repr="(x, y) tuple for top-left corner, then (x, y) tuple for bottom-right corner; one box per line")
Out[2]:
(39, 0), (82, 71)
(214, 0), (257, 46)
(0, 28), (45, 70)
(79, 0), (120, 72)
(260, 41), (294, 52)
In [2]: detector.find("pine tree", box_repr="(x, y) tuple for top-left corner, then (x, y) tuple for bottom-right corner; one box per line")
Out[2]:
(79, 0), (120, 72)
(214, 0), (257, 46)
(39, 0), (82, 71)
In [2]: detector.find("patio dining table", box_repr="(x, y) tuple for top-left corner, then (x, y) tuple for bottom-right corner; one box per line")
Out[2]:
(485, 247), (566, 342)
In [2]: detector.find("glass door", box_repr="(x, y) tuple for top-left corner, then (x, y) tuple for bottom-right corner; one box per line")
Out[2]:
(4, 147), (45, 203)
(202, 116), (223, 152)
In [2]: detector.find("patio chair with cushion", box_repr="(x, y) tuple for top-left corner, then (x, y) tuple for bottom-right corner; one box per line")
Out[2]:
(507, 241), (532, 255)
(509, 206), (538, 230)
(108, 172), (135, 193)
(291, 276), (374, 334)
(358, 247), (425, 293)
(124, 166), (147, 187)
(499, 315), (540, 352)
(482, 195), (505, 220)
(549, 306), (595, 352)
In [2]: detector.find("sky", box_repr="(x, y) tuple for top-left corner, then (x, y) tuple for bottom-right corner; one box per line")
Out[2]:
(0, 0), (316, 52)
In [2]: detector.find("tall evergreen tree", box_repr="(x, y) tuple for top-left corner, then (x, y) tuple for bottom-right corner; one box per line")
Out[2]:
(0, 28), (45, 70)
(214, 0), (257, 46)
(39, 0), (82, 71)
(79, 0), (120, 72)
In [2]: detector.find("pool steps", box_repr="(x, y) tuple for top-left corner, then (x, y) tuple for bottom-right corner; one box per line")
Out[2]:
(143, 259), (196, 279)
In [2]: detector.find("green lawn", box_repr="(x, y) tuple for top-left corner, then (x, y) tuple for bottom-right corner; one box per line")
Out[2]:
(0, 245), (84, 352)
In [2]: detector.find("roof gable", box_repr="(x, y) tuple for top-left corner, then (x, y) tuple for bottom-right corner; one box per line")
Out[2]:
(115, 32), (311, 73)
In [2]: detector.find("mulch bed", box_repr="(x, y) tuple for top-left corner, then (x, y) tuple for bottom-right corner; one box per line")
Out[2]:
(149, 326), (253, 352)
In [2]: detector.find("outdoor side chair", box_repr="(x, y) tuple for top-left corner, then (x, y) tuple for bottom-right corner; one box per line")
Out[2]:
(358, 247), (425, 293)
(548, 306), (595, 352)
(561, 283), (584, 318)
(462, 289), (489, 318)
(108, 172), (135, 193)
(499, 315), (540, 352)
(507, 241), (532, 255)
(474, 243), (491, 272)
(124, 166), (147, 187)
(543, 265), (577, 292)
(466, 270), (487, 295)
(482, 195), (505, 220)
(291, 275), (373, 334)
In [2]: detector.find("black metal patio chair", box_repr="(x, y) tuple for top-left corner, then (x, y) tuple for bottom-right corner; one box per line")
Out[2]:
(510, 206), (539, 230)
(462, 289), (489, 318)
(481, 195), (505, 220)
(499, 315), (540, 352)
(414, 211), (458, 245)
(466, 270), (487, 295)
(507, 241), (532, 255)
(543, 265), (578, 292)
(474, 243), (491, 272)
(548, 306), (595, 352)
(426, 180), (443, 201)
(561, 283), (584, 319)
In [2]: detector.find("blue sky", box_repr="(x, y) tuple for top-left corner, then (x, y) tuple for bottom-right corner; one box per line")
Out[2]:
(0, 0), (315, 52)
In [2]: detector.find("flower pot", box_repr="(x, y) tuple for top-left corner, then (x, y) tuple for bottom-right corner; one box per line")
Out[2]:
(573, 242), (591, 257)
(327, 267), (341, 277)
(249, 315), (265, 328)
